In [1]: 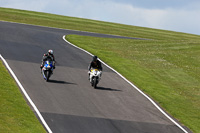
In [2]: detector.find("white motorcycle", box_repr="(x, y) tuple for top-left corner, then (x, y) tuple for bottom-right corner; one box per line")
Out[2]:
(89, 68), (102, 88)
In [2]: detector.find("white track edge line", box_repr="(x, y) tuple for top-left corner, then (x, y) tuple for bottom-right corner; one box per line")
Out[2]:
(63, 35), (188, 133)
(0, 20), (131, 39)
(0, 20), (150, 40)
(0, 54), (53, 133)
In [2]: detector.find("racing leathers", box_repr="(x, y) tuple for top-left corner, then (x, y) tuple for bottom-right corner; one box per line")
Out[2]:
(88, 60), (102, 71)
(88, 59), (102, 80)
(40, 53), (55, 69)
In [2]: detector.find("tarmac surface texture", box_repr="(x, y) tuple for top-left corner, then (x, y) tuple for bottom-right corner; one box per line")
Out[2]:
(0, 21), (188, 133)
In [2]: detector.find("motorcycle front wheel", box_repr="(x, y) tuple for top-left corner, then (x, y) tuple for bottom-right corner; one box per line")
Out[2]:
(93, 77), (97, 88)
(45, 71), (51, 82)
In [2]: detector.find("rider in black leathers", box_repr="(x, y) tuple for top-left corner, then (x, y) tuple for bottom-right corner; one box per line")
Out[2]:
(88, 55), (102, 71)
(88, 56), (102, 79)
(40, 49), (56, 69)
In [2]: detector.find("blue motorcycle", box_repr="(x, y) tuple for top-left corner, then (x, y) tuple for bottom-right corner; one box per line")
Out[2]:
(42, 60), (54, 82)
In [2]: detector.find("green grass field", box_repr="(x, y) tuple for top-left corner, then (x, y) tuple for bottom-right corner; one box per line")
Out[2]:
(0, 7), (200, 132)
(0, 61), (46, 132)
(66, 35), (200, 133)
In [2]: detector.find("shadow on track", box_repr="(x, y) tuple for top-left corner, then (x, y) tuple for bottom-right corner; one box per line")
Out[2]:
(48, 79), (77, 85)
(95, 86), (121, 91)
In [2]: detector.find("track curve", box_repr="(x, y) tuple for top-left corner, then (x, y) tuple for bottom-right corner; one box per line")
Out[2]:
(0, 21), (189, 133)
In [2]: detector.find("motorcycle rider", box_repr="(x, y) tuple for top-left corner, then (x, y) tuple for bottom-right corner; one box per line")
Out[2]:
(88, 55), (102, 79)
(88, 55), (102, 71)
(40, 49), (56, 69)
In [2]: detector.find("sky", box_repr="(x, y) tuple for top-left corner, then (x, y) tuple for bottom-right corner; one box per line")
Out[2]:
(1, 0), (200, 35)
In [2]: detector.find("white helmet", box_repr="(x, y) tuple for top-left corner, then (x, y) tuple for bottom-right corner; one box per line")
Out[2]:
(48, 49), (53, 55)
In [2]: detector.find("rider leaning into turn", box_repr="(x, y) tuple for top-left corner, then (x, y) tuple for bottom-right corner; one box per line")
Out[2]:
(40, 49), (56, 69)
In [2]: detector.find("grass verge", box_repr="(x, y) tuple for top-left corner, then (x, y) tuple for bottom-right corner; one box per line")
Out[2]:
(1, 7), (200, 40)
(0, 60), (46, 132)
(66, 35), (200, 133)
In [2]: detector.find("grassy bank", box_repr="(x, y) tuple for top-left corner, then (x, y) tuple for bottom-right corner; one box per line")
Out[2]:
(0, 7), (200, 132)
(66, 35), (200, 133)
(0, 60), (46, 132)
(1, 7), (199, 40)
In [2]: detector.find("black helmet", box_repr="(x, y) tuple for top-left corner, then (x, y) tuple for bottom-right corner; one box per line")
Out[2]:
(93, 55), (98, 62)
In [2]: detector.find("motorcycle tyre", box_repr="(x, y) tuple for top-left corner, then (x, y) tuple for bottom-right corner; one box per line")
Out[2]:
(93, 77), (97, 88)
(46, 71), (50, 82)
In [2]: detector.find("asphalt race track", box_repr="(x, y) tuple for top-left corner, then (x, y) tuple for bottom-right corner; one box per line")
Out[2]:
(0, 21), (189, 133)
